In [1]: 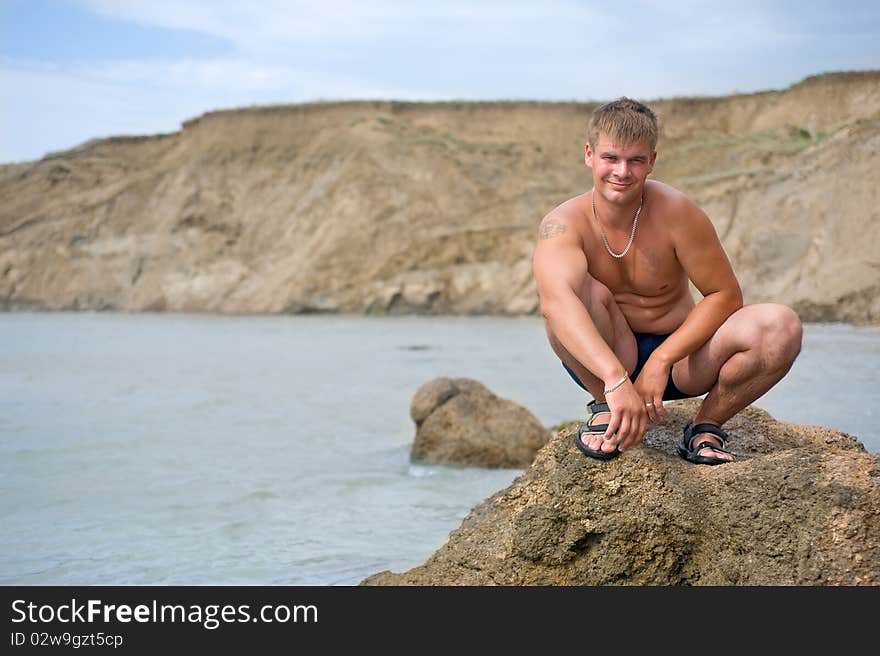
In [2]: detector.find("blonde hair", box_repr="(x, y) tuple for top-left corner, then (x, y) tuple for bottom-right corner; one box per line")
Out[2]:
(588, 98), (658, 151)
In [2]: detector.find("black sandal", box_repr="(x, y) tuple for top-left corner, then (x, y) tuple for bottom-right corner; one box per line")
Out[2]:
(574, 400), (619, 461)
(677, 422), (735, 465)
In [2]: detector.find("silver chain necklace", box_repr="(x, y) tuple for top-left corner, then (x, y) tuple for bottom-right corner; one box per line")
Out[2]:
(592, 190), (643, 259)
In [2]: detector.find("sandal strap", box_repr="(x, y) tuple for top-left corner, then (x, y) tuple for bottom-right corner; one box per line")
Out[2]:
(690, 441), (734, 456)
(585, 400), (611, 432)
(685, 422), (730, 449)
(582, 422), (609, 433)
(588, 400), (610, 414)
(579, 424), (609, 439)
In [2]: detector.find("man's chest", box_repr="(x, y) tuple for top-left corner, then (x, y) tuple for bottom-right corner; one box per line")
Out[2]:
(587, 242), (683, 297)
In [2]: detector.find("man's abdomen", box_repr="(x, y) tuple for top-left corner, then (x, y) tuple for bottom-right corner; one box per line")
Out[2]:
(615, 290), (694, 334)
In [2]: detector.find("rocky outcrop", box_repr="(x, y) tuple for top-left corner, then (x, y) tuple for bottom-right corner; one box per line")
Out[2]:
(365, 399), (880, 585)
(1, 72), (879, 322)
(410, 377), (550, 468)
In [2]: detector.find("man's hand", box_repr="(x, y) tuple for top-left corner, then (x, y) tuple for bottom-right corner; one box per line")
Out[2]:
(633, 358), (670, 425)
(603, 380), (649, 451)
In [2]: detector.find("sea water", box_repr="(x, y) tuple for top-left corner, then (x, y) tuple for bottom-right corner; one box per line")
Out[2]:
(0, 313), (877, 585)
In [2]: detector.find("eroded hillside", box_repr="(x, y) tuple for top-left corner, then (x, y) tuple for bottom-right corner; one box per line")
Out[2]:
(1, 71), (878, 321)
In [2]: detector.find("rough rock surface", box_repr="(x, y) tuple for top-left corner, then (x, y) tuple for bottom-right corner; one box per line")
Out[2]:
(365, 399), (880, 585)
(1, 72), (879, 322)
(410, 377), (550, 469)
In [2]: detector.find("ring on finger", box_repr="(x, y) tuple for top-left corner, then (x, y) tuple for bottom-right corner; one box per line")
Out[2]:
(645, 401), (654, 407)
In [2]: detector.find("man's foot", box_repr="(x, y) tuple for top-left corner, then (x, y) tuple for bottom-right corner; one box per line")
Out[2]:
(574, 401), (619, 460)
(678, 422), (735, 465)
(689, 433), (735, 462)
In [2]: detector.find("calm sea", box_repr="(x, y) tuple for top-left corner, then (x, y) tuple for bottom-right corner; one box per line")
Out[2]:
(1, 313), (877, 585)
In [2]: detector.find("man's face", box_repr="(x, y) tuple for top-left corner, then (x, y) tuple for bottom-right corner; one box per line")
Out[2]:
(585, 134), (656, 206)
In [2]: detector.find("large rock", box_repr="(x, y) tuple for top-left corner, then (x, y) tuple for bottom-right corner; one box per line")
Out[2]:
(366, 399), (880, 585)
(410, 377), (550, 468)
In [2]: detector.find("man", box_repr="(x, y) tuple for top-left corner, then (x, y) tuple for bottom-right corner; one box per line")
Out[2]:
(532, 98), (802, 464)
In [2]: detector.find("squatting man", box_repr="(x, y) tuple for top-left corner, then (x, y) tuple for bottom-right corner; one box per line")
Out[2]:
(532, 98), (803, 464)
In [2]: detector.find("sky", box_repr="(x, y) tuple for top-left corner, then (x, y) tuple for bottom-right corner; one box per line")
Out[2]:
(1, 0), (878, 163)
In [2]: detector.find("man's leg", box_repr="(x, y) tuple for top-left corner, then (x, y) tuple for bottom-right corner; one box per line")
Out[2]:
(671, 304), (803, 461)
(546, 277), (637, 455)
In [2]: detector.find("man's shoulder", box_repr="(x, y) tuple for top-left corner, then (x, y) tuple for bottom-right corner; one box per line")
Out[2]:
(648, 179), (693, 206)
(648, 180), (707, 224)
(543, 192), (589, 223)
(536, 194), (590, 250)
(538, 194), (589, 238)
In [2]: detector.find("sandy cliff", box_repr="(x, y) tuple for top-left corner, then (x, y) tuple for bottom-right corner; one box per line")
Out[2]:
(1, 71), (878, 321)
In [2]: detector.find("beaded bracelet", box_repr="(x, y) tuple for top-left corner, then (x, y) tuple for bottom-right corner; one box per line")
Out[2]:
(604, 371), (629, 394)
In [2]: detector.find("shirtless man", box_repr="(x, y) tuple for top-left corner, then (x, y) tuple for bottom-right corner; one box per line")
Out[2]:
(532, 98), (803, 464)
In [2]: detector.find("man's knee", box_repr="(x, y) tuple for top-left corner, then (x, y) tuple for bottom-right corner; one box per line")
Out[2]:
(585, 278), (614, 314)
(757, 304), (803, 363)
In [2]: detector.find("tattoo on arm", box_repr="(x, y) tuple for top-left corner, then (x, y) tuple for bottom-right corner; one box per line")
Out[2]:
(539, 219), (566, 239)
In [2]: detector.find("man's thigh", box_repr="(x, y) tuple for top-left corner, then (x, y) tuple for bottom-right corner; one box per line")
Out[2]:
(669, 304), (776, 396)
(550, 275), (639, 385)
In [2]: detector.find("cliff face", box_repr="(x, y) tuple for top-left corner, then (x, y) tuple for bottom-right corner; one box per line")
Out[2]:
(1, 72), (878, 321)
(362, 400), (880, 586)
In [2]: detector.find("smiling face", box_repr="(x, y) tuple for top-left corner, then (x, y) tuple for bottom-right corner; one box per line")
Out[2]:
(585, 134), (656, 207)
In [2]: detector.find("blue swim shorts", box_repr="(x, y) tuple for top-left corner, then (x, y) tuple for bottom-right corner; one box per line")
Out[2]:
(561, 332), (698, 401)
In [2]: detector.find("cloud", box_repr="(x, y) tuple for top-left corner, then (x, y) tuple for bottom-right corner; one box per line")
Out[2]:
(83, 58), (292, 91)
(79, 1), (608, 53)
(74, 0), (831, 57)
(2, 1), (877, 162)
(0, 54), (451, 162)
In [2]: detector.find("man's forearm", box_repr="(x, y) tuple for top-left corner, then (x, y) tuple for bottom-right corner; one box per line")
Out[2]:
(649, 290), (743, 367)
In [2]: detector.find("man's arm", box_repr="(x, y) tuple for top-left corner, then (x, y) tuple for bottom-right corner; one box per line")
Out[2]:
(533, 212), (647, 446)
(533, 214), (623, 385)
(636, 197), (743, 408)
